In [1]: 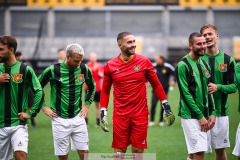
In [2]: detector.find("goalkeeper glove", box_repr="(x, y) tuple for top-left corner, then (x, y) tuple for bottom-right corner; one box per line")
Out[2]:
(100, 108), (109, 132)
(162, 100), (175, 126)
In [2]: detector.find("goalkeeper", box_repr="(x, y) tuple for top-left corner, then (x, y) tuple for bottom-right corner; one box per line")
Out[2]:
(99, 32), (175, 155)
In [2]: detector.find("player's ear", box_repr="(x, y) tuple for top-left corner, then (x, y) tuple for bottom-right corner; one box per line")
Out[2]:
(117, 40), (122, 48)
(189, 43), (193, 50)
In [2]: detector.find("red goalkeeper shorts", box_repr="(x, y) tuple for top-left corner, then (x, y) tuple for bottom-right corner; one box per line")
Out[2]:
(112, 115), (148, 149)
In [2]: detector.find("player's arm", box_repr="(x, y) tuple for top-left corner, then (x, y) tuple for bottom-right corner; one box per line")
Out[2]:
(215, 59), (237, 94)
(84, 65), (96, 106)
(38, 66), (58, 119)
(176, 62), (204, 120)
(100, 63), (113, 132)
(20, 67), (45, 120)
(146, 59), (175, 126)
(234, 63), (240, 112)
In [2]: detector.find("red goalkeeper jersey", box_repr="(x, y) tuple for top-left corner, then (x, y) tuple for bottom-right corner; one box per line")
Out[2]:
(100, 54), (167, 117)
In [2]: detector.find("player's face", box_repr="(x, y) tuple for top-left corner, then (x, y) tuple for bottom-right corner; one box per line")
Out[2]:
(58, 50), (66, 61)
(190, 36), (206, 57)
(119, 35), (136, 55)
(201, 27), (219, 48)
(67, 53), (83, 69)
(155, 56), (163, 65)
(0, 43), (10, 63)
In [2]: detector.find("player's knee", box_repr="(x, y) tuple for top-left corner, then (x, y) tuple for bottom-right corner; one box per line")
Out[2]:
(131, 147), (144, 153)
(14, 151), (27, 160)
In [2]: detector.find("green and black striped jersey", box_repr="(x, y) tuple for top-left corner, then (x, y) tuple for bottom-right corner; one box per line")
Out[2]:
(201, 50), (236, 117)
(235, 63), (240, 112)
(176, 54), (216, 120)
(39, 62), (96, 119)
(0, 61), (44, 128)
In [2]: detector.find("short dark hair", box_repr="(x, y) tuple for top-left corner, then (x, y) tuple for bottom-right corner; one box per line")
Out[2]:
(57, 48), (64, 53)
(0, 35), (17, 53)
(158, 54), (165, 62)
(15, 51), (22, 57)
(189, 32), (202, 45)
(200, 24), (217, 34)
(117, 32), (133, 42)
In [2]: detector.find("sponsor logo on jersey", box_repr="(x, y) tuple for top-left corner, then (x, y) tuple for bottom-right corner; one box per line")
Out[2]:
(218, 64), (227, 72)
(205, 69), (211, 78)
(13, 74), (23, 83)
(134, 65), (140, 72)
(78, 74), (85, 82)
(162, 69), (166, 74)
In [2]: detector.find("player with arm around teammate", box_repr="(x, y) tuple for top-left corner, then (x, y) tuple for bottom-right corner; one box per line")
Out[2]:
(200, 24), (237, 160)
(176, 32), (216, 160)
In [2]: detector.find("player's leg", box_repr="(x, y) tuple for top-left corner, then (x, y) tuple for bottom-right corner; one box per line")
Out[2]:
(77, 150), (89, 160)
(233, 123), (240, 159)
(215, 148), (226, 160)
(71, 115), (89, 160)
(0, 127), (14, 160)
(130, 115), (147, 160)
(52, 117), (71, 160)
(94, 91), (101, 127)
(12, 125), (28, 160)
(211, 116), (229, 160)
(192, 152), (204, 160)
(181, 119), (208, 160)
(149, 92), (158, 126)
(112, 116), (131, 156)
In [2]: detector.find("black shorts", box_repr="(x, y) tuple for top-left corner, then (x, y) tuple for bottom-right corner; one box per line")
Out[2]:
(94, 91), (101, 102)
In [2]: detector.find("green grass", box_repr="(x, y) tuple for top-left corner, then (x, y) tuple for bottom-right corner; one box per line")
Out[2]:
(28, 85), (240, 160)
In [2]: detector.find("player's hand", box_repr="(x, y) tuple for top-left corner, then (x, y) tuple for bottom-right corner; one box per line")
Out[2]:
(42, 106), (58, 120)
(208, 83), (218, 94)
(0, 73), (10, 83)
(18, 112), (30, 121)
(208, 115), (216, 129)
(162, 101), (175, 126)
(80, 105), (89, 118)
(199, 117), (209, 132)
(100, 108), (109, 132)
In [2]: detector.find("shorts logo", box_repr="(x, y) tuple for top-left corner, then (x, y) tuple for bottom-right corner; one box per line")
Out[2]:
(18, 141), (23, 146)
(78, 74), (85, 82)
(224, 139), (228, 143)
(142, 140), (146, 144)
(13, 74), (23, 83)
(205, 69), (211, 78)
(218, 64), (227, 72)
(162, 69), (166, 74)
(116, 69), (120, 73)
(134, 65), (140, 72)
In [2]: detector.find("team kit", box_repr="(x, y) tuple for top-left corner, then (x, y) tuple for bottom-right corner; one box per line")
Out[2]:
(0, 23), (240, 160)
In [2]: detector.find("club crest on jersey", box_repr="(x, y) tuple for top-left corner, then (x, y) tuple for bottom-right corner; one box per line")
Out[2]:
(134, 65), (140, 72)
(78, 74), (85, 82)
(162, 69), (166, 74)
(205, 69), (211, 78)
(218, 64), (227, 72)
(13, 74), (23, 83)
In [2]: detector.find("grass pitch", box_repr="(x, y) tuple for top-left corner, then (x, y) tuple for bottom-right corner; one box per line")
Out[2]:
(27, 85), (240, 160)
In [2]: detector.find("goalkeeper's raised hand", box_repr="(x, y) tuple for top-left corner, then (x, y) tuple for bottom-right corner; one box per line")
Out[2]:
(162, 100), (175, 126)
(100, 108), (109, 132)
